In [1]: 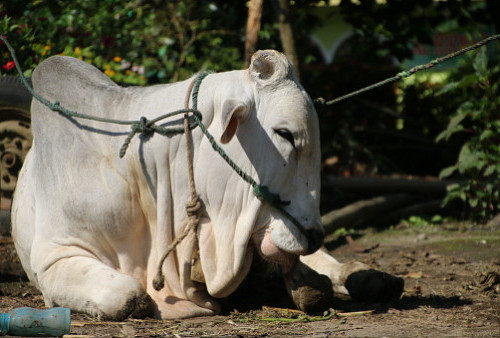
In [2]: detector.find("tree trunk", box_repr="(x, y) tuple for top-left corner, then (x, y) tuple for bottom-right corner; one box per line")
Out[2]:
(245, 0), (264, 68)
(273, 0), (300, 80)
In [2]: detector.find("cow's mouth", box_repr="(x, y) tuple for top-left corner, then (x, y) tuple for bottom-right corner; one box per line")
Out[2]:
(253, 218), (324, 273)
(253, 228), (298, 273)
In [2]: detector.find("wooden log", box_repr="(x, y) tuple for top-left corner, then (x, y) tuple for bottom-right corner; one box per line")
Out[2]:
(321, 194), (418, 233)
(369, 199), (444, 228)
(323, 176), (458, 195)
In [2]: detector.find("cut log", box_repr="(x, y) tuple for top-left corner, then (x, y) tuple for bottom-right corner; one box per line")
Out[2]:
(323, 176), (459, 195)
(370, 199), (444, 228)
(321, 194), (418, 233)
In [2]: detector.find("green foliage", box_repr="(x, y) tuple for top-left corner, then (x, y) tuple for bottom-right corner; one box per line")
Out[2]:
(315, 1), (499, 179)
(437, 47), (500, 220)
(400, 214), (446, 228)
(0, 0), (245, 84)
(331, 227), (356, 237)
(338, 0), (496, 62)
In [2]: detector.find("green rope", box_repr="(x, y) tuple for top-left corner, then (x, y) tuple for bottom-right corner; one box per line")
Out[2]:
(0, 35), (310, 240)
(314, 33), (500, 107)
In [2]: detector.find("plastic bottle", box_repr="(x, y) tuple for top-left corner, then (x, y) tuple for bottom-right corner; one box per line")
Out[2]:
(0, 307), (71, 336)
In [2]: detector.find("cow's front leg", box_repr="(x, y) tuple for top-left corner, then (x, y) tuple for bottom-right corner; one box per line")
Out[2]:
(300, 249), (404, 303)
(283, 259), (334, 314)
(35, 254), (154, 321)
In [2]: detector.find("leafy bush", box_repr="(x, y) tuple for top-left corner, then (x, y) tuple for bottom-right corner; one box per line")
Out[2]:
(437, 47), (500, 220)
(0, 0), (245, 84)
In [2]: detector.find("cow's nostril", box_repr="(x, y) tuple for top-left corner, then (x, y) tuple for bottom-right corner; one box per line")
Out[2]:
(305, 228), (324, 254)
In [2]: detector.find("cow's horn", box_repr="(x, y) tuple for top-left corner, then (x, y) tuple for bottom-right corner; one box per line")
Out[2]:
(251, 50), (275, 79)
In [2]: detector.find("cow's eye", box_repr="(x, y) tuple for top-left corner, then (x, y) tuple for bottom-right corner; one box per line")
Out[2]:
(274, 128), (295, 149)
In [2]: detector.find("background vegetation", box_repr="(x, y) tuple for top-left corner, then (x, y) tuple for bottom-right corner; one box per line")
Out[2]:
(1, 0), (499, 221)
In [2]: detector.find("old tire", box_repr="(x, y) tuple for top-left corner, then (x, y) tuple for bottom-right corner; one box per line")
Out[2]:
(0, 76), (33, 234)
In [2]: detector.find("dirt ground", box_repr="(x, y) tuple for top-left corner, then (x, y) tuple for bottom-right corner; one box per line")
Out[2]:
(1, 220), (499, 337)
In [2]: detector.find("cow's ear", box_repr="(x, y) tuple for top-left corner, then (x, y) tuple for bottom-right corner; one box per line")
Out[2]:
(220, 99), (248, 144)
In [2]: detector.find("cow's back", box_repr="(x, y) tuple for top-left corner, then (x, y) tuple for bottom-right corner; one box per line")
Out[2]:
(12, 56), (150, 280)
(30, 55), (126, 141)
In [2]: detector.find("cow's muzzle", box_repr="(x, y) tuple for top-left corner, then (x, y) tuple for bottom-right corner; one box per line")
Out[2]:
(266, 217), (325, 256)
(304, 226), (324, 255)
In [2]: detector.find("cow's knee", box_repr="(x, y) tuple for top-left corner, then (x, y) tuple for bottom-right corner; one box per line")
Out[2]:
(46, 275), (154, 321)
(37, 256), (154, 321)
(99, 288), (154, 321)
(340, 261), (404, 302)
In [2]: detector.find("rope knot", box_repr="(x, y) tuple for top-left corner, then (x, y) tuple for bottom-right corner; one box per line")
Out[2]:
(186, 195), (202, 219)
(253, 184), (290, 207)
(119, 117), (155, 158)
(132, 116), (155, 135)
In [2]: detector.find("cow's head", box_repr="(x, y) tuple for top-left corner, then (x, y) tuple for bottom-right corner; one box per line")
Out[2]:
(195, 50), (323, 296)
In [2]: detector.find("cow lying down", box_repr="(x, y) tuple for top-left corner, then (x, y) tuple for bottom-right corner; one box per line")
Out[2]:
(12, 50), (403, 320)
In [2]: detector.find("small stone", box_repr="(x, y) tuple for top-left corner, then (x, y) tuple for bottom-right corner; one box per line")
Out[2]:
(416, 233), (428, 242)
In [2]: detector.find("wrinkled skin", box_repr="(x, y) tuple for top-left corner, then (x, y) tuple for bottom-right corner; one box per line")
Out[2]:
(12, 50), (403, 320)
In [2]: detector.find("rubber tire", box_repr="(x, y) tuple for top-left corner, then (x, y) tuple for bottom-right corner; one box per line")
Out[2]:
(0, 76), (33, 234)
(0, 76), (32, 119)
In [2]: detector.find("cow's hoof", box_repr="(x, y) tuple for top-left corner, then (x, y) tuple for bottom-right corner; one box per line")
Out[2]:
(341, 261), (404, 302)
(284, 261), (333, 314)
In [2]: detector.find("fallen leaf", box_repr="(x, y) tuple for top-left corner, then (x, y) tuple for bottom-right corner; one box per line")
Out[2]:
(345, 235), (379, 253)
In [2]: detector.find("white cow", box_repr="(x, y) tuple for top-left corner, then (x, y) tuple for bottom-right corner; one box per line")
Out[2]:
(12, 50), (403, 320)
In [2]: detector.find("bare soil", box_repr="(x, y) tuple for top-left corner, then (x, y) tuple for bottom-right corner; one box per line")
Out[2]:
(1, 221), (499, 337)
